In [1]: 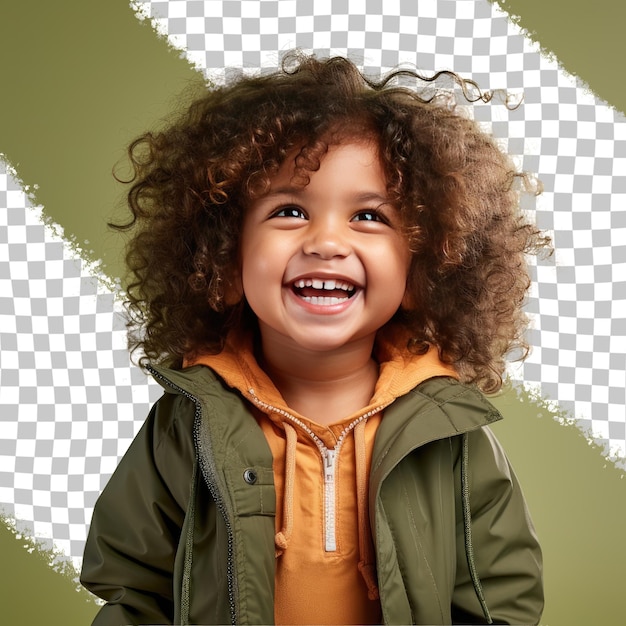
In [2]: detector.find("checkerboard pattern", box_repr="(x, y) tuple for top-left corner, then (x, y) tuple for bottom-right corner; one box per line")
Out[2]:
(1, 0), (625, 570)
(0, 161), (163, 565)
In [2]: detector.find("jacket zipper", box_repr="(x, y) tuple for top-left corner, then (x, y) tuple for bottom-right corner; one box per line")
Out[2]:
(148, 367), (238, 626)
(247, 388), (388, 552)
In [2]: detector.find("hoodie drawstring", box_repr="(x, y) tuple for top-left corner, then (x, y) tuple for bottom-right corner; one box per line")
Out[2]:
(270, 410), (380, 600)
(275, 422), (297, 556)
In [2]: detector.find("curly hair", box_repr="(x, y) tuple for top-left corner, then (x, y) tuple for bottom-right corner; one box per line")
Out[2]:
(114, 51), (549, 392)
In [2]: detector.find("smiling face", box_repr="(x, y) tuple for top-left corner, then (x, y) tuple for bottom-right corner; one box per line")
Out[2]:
(240, 141), (411, 359)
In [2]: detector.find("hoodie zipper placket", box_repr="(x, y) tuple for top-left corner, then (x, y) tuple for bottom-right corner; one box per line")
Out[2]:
(248, 388), (389, 552)
(149, 368), (238, 626)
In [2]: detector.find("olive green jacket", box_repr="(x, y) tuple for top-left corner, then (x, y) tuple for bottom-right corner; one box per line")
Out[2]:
(81, 366), (543, 625)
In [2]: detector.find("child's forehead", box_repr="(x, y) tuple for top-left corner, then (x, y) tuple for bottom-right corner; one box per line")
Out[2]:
(240, 127), (396, 205)
(250, 140), (394, 211)
(276, 137), (383, 178)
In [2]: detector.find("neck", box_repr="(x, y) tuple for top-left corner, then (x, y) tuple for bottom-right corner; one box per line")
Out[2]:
(258, 334), (379, 425)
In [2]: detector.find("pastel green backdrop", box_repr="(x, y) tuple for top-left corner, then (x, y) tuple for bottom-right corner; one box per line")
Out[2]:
(0, 1), (624, 624)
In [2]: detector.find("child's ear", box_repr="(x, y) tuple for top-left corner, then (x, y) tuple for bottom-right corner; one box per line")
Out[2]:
(399, 274), (414, 311)
(223, 269), (244, 306)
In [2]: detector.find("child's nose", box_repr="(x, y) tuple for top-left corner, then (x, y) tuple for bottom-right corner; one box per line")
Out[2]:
(302, 220), (350, 259)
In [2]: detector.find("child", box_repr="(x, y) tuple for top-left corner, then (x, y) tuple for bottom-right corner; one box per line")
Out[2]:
(81, 52), (545, 625)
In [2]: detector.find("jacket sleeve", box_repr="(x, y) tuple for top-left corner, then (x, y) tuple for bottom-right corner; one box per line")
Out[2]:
(451, 427), (544, 625)
(80, 393), (197, 625)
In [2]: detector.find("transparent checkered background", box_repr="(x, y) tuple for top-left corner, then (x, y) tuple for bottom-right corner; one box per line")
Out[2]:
(0, 162), (163, 564)
(1, 0), (625, 570)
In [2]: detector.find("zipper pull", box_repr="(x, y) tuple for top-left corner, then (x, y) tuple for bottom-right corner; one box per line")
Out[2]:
(324, 449), (336, 483)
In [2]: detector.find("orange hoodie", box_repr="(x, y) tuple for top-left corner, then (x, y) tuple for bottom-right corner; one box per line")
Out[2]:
(188, 326), (457, 625)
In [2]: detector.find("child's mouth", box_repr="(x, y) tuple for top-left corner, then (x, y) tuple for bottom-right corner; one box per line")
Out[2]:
(291, 278), (357, 305)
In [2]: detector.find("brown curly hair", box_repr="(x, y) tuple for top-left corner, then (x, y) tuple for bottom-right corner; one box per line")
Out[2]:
(114, 51), (549, 392)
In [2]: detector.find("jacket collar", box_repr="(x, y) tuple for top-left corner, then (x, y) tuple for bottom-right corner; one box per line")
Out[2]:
(370, 376), (503, 490)
(149, 324), (501, 460)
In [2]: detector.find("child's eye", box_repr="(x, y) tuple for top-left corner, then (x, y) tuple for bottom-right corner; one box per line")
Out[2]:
(271, 206), (307, 219)
(352, 209), (388, 224)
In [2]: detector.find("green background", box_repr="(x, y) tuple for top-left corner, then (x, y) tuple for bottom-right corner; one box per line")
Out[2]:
(0, 1), (624, 624)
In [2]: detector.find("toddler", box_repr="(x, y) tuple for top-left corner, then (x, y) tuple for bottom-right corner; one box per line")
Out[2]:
(81, 52), (545, 625)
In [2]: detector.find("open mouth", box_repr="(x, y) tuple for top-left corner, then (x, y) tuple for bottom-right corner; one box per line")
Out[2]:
(291, 278), (357, 305)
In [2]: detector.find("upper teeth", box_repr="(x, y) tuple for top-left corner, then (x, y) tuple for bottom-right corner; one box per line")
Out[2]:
(295, 278), (355, 292)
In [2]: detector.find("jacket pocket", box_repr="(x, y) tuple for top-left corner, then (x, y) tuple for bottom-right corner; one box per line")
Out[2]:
(224, 465), (276, 516)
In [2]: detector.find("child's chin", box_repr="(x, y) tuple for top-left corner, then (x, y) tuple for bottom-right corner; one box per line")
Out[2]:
(293, 331), (374, 354)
